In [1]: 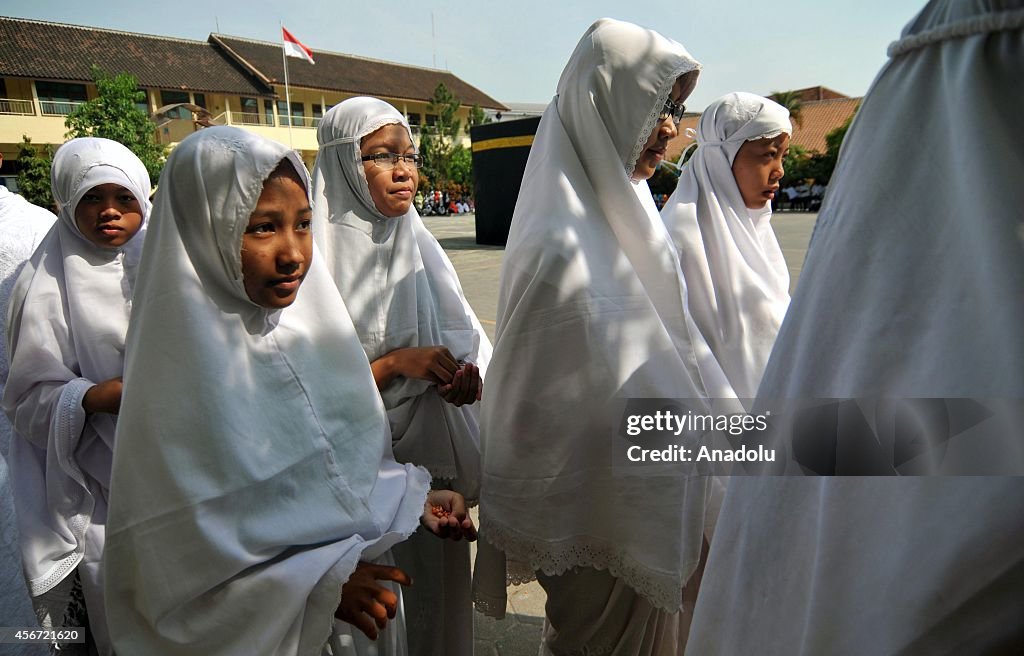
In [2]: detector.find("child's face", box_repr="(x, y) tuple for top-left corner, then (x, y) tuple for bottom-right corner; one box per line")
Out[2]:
(241, 164), (313, 309)
(74, 183), (144, 249)
(360, 123), (418, 218)
(731, 133), (790, 210)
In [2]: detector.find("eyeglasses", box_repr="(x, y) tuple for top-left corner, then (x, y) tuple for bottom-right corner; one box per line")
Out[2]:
(360, 152), (424, 170)
(658, 98), (686, 125)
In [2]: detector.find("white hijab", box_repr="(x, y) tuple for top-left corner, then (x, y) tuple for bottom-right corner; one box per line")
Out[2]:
(661, 92), (791, 400)
(688, 2), (1024, 653)
(103, 126), (430, 655)
(476, 18), (721, 614)
(2, 137), (150, 596)
(311, 97), (491, 499)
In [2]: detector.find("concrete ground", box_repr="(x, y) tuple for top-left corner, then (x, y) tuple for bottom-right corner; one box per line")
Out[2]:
(422, 211), (819, 655)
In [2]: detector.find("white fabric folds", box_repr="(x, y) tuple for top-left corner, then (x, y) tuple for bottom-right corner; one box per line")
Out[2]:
(311, 96), (491, 498)
(661, 92), (792, 400)
(1, 186), (55, 452)
(687, 1), (1024, 654)
(476, 18), (717, 614)
(103, 126), (430, 655)
(3, 137), (150, 607)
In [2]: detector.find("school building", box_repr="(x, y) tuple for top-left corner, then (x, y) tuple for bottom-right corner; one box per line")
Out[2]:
(0, 16), (506, 178)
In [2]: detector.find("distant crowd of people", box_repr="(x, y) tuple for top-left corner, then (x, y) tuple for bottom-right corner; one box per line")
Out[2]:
(417, 189), (474, 216)
(774, 181), (827, 211)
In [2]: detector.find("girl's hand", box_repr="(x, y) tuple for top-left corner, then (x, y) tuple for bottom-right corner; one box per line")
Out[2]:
(422, 490), (477, 542)
(438, 362), (482, 406)
(336, 562), (412, 640)
(371, 346), (459, 389)
(82, 377), (123, 415)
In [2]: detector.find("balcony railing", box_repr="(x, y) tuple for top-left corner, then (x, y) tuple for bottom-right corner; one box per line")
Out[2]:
(231, 111), (263, 126)
(0, 98), (34, 115)
(277, 115), (321, 129)
(39, 100), (85, 116)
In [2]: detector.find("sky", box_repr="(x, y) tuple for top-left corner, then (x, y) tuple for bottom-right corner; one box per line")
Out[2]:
(3, 1), (926, 110)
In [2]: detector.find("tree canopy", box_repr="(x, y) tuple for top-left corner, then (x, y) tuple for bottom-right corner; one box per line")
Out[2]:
(64, 67), (166, 185)
(16, 136), (54, 210)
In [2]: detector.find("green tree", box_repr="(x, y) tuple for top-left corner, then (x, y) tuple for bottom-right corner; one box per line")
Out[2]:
(420, 83), (463, 189)
(468, 103), (490, 128)
(770, 90), (804, 128)
(16, 136), (54, 210)
(64, 67), (166, 184)
(448, 145), (474, 190)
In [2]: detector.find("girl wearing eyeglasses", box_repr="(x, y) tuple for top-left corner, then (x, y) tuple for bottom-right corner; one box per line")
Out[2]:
(311, 97), (491, 656)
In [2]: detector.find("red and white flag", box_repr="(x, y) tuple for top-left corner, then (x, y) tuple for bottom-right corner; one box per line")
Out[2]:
(282, 27), (315, 65)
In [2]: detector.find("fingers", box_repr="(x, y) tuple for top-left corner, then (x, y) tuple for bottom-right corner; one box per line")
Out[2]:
(461, 516), (478, 542)
(349, 612), (379, 641)
(424, 491), (475, 541)
(452, 366), (471, 406)
(363, 563), (412, 587)
(463, 364), (481, 405)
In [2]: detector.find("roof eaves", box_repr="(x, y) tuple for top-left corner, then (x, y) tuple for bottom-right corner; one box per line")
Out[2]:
(208, 34), (275, 89)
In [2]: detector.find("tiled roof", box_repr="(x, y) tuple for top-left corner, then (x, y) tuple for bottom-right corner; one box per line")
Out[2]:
(667, 98), (860, 158)
(789, 97), (859, 153)
(770, 86), (849, 103)
(211, 35), (507, 111)
(0, 17), (272, 96)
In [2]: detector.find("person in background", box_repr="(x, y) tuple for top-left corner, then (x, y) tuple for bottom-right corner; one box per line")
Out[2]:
(3, 138), (151, 655)
(661, 92), (792, 401)
(312, 97), (490, 656)
(686, 2), (1024, 653)
(0, 150), (55, 656)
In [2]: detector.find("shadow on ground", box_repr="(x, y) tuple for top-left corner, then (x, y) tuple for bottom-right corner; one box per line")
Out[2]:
(475, 612), (543, 656)
(436, 236), (506, 251)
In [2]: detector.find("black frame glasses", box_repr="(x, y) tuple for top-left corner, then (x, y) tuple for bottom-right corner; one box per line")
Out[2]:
(360, 152), (424, 170)
(659, 98), (686, 125)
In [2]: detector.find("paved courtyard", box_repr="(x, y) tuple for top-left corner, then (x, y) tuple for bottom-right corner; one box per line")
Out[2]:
(422, 211), (819, 655)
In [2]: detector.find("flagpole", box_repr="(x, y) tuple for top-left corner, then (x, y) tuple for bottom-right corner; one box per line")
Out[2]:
(280, 22), (294, 149)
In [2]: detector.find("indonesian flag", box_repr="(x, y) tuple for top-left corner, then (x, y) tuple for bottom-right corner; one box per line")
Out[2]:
(282, 27), (315, 65)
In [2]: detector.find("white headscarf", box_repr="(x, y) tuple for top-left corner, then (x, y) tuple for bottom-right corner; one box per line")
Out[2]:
(103, 126), (430, 655)
(661, 92), (792, 400)
(687, 2), (1024, 653)
(311, 97), (491, 498)
(476, 18), (721, 614)
(2, 137), (150, 598)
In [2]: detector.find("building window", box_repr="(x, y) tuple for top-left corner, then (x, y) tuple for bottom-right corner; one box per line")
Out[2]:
(407, 113), (421, 126)
(0, 79), (7, 97)
(277, 100), (305, 127)
(192, 93), (206, 109)
(425, 114), (438, 126)
(236, 97), (260, 125)
(264, 99), (275, 126)
(312, 104), (323, 123)
(36, 80), (88, 115)
(159, 90), (191, 119)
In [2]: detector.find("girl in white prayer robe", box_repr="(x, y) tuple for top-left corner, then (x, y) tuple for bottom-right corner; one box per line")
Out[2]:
(3, 137), (151, 655)
(473, 17), (731, 656)
(312, 97), (490, 656)
(660, 92), (792, 401)
(102, 126), (474, 656)
(686, 1), (1024, 654)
